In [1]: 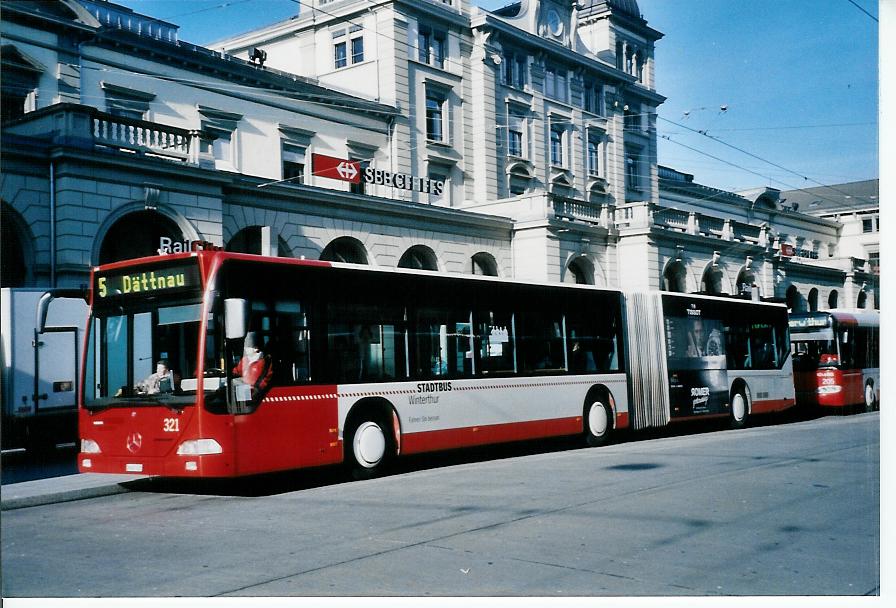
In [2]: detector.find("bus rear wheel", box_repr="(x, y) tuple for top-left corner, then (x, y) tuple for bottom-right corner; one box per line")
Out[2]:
(346, 415), (392, 479)
(584, 399), (613, 447)
(730, 390), (748, 429)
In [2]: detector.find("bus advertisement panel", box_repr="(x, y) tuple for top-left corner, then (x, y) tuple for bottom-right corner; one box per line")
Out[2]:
(662, 300), (729, 417)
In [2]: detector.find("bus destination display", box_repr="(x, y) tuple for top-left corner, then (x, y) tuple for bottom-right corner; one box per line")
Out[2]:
(95, 263), (200, 299)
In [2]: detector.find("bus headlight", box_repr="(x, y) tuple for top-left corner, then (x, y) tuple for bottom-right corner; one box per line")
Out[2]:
(176, 439), (223, 456)
(81, 439), (101, 454)
(817, 385), (843, 394)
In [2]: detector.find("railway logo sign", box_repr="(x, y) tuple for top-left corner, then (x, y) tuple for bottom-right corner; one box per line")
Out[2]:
(312, 153), (361, 184)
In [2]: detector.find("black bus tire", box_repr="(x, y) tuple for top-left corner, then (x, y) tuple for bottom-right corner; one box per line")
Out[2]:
(345, 414), (393, 479)
(584, 397), (613, 447)
(730, 389), (749, 429)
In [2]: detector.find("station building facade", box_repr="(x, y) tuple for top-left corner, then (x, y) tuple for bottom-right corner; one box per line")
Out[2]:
(1, 0), (878, 312)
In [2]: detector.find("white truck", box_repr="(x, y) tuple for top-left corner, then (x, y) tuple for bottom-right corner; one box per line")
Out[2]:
(1, 288), (88, 453)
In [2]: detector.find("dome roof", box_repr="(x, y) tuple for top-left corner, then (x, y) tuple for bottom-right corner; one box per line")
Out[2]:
(578, 0), (642, 20)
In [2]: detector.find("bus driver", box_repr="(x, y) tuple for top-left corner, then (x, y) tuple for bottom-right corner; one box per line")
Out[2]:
(135, 359), (179, 394)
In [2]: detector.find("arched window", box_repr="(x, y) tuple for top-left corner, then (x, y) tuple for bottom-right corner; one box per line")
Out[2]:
(99, 210), (182, 265)
(471, 252), (498, 276)
(857, 290), (867, 309)
(398, 245), (438, 271)
(808, 288), (819, 312)
(828, 289), (839, 309)
(227, 226), (292, 257)
(663, 260), (687, 293)
(320, 237), (368, 264)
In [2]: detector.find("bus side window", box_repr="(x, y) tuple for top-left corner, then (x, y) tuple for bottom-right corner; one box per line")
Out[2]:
(474, 309), (515, 375)
(724, 322), (751, 370)
(326, 303), (406, 383)
(517, 313), (565, 373)
(838, 329), (854, 369)
(412, 307), (472, 379)
(566, 310), (618, 373)
(271, 300), (310, 384)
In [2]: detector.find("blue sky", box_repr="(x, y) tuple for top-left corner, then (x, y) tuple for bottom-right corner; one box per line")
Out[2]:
(113, 0), (879, 192)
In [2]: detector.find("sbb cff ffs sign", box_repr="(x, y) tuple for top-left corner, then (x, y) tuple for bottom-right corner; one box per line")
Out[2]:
(311, 153), (444, 195)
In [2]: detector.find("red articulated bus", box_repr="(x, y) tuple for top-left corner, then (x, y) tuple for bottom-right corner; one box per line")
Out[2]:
(790, 310), (880, 413)
(78, 251), (795, 478)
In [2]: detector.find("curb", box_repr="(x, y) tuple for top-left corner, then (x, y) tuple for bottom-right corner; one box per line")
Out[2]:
(1, 474), (147, 511)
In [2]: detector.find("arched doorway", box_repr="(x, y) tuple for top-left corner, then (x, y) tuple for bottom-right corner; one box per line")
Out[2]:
(98, 210), (182, 265)
(398, 245), (438, 271)
(663, 260), (687, 293)
(828, 289), (839, 309)
(1, 203), (29, 287)
(701, 264), (727, 295)
(786, 285), (804, 313)
(320, 237), (368, 264)
(808, 288), (819, 312)
(735, 267), (757, 297)
(564, 256), (593, 285)
(227, 226), (292, 257)
(471, 252), (498, 276)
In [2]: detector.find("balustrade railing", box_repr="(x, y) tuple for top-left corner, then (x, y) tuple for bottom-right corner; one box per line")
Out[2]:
(617, 201), (769, 247)
(92, 113), (195, 161)
(551, 196), (612, 227)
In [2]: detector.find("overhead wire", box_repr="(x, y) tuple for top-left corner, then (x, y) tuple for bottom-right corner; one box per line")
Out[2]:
(659, 116), (877, 205)
(844, 0), (878, 22)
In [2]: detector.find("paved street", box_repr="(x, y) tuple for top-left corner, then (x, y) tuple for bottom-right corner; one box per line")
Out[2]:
(1, 412), (879, 597)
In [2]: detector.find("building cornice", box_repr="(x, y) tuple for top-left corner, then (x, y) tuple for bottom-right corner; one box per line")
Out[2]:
(87, 29), (399, 119)
(226, 176), (515, 237)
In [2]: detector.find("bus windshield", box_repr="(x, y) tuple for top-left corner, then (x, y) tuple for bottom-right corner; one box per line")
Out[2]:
(83, 298), (222, 408)
(791, 339), (839, 370)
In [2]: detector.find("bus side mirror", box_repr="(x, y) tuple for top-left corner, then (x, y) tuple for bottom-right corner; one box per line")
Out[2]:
(224, 298), (248, 340)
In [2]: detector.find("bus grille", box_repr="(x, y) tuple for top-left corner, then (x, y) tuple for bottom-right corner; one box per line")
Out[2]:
(624, 292), (670, 430)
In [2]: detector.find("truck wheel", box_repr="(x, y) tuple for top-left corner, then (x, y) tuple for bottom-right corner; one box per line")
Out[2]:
(864, 383), (878, 412)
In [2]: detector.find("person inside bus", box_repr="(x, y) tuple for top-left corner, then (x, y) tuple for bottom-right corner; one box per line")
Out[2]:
(135, 359), (180, 395)
(232, 331), (273, 395)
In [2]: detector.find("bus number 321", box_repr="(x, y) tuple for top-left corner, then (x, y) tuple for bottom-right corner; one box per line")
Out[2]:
(163, 418), (180, 432)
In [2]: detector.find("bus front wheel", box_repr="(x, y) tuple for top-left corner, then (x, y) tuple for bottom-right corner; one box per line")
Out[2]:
(584, 398), (613, 447)
(730, 390), (748, 429)
(346, 415), (392, 479)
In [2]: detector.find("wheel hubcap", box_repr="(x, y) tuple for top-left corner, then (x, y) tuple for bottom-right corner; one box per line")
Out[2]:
(732, 394), (746, 421)
(589, 402), (608, 437)
(354, 421), (386, 468)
